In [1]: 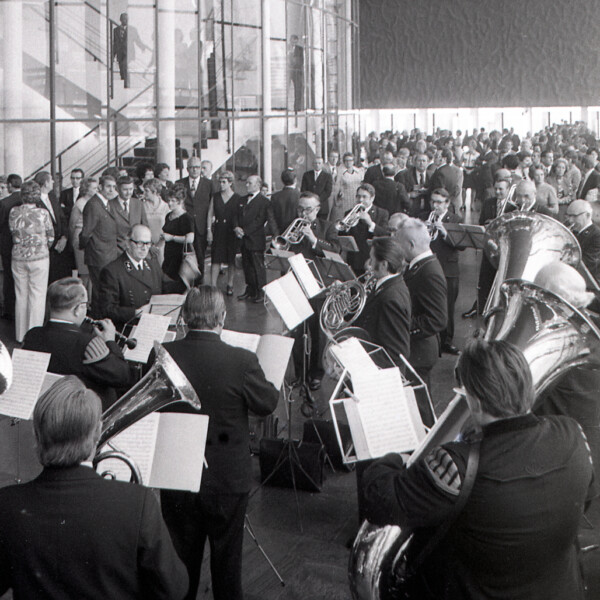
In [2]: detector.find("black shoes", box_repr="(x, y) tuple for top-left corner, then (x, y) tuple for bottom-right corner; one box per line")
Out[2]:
(442, 344), (460, 355)
(253, 294), (265, 304)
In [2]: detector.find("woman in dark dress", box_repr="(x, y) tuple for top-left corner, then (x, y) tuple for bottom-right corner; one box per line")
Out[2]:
(208, 170), (242, 295)
(161, 183), (195, 293)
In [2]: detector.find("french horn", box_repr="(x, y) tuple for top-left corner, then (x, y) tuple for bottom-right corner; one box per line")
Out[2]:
(94, 342), (201, 484)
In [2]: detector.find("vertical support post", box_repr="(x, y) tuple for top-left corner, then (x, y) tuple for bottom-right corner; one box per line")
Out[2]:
(157, 0), (176, 172)
(49, 0), (57, 184)
(261, 0), (272, 187)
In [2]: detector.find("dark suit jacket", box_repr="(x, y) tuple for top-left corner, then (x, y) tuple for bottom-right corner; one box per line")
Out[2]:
(422, 211), (465, 278)
(343, 205), (389, 274)
(59, 187), (78, 221)
(404, 254), (447, 369)
(23, 321), (131, 409)
(354, 274), (411, 365)
(99, 253), (163, 326)
(108, 196), (149, 253)
(79, 195), (119, 269)
(271, 187), (300, 232)
(0, 192), (21, 259)
(363, 163), (385, 185)
(0, 465), (187, 600)
(399, 167), (432, 214)
(301, 170), (333, 216)
(176, 176), (212, 238)
(160, 330), (278, 494)
(577, 170), (600, 200)
(429, 163), (463, 206)
(293, 218), (340, 262)
(373, 178), (410, 215)
(577, 223), (600, 282)
(234, 193), (278, 252)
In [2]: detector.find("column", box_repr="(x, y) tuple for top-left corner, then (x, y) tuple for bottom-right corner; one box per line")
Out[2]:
(157, 0), (176, 171)
(3, 0), (24, 174)
(261, 0), (272, 187)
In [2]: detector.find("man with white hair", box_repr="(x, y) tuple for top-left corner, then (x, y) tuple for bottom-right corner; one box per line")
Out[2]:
(566, 199), (600, 282)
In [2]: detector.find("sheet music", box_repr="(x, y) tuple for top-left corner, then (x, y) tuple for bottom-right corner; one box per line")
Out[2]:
(343, 397), (370, 460)
(124, 313), (171, 363)
(288, 254), (323, 298)
(329, 337), (378, 378)
(0, 350), (50, 419)
(221, 329), (260, 352)
(264, 272), (313, 330)
(149, 294), (185, 325)
(98, 413), (160, 483)
(256, 334), (294, 390)
(322, 250), (346, 264)
(351, 367), (422, 458)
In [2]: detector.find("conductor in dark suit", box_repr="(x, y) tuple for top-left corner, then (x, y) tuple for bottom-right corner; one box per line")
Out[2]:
(422, 188), (465, 354)
(153, 286), (279, 600)
(395, 218), (447, 424)
(271, 168), (300, 232)
(566, 199), (600, 283)
(373, 164), (410, 216)
(301, 156), (333, 219)
(109, 176), (149, 254)
(0, 376), (187, 600)
(176, 157), (213, 279)
(23, 277), (131, 410)
(234, 174), (277, 303)
(341, 183), (389, 276)
(99, 224), (162, 328)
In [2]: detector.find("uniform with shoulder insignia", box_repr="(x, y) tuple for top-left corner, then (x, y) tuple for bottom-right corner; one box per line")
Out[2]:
(23, 321), (131, 409)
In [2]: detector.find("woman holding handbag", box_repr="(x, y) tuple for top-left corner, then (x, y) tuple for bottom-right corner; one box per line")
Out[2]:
(161, 184), (195, 293)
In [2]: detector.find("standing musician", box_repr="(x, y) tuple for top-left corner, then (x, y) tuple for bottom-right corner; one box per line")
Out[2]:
(422, 188), (464, 355)
(341, 183), (389, 276)
(394, 218), (447, 425)
(149, 286), (278, 600)
(289, 192), (340, 390)
(98, 224), (162, 329)
(0, 376), (188, 600)
(23, 277), (131, 409)
(363, 339), (595, 600)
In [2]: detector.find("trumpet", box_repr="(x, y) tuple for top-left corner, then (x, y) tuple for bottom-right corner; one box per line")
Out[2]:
(335, 204), (365, 232)
(271, 218), (310, 251)
(84, 317), (138, 350)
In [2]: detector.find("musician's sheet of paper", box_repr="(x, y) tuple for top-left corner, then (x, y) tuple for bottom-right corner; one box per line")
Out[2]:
(344, 367), (424, 460)
(149, 294), (185, 325)
(221, 330), (293, 390)
(0, 350), (50, 419)
(264, 272), (313, 330)
(329, 337), (378, 378)
(322, 250), (345, 264)
(124, 313), (171, 363)
(288, 254), (322, 298)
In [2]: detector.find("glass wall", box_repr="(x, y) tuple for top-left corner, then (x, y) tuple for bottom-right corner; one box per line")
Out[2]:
(0, 0), (359, 193)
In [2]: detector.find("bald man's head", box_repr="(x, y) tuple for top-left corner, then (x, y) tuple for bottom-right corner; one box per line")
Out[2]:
(393, 217), (431, 261)
(127, 224), (152, 261)
(534, 262), (594, 309)
(566, 199), (593, 232)
(514, 180), (536, 210)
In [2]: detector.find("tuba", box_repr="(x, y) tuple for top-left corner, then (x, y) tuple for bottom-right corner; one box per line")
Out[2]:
(348, 278), (600, 600)
(271, 218), (310, 251)
(94, 342), (201, 483)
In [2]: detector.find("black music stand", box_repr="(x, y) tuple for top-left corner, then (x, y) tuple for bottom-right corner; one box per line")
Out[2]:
(444, 223), (487, 249)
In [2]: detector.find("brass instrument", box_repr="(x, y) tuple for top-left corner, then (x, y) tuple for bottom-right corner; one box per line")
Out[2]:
(84, 317), (138, 350)
(335, 204), (365, 232)
(497, 182), (536, 216)
(271, 218), (310, 251)
(348, 278), (600, 600)
(0, 340), (12, 395)
(93, 342), (201, 483)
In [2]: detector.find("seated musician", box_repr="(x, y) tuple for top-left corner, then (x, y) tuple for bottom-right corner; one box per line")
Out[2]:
(98, 224), (163, 329)
(363, 339), (595, 600)
(23, 277), (131, 409)
(341, 183), (389, 276)
(0, 376), (188, 600)
(289, 192), (340, 390)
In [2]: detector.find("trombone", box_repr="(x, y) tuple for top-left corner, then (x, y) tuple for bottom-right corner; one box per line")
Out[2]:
(335, 204), (365, 232)
(271, 218), (310, 251)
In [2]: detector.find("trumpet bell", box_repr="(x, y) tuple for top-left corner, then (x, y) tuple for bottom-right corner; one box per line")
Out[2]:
(271, 235), (290, 251)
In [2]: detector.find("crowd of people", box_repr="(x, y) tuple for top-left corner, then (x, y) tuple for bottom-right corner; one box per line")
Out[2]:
(0, 119), (599, 599)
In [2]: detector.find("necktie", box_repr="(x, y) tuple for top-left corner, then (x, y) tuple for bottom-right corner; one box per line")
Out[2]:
(191, 180), (197, 195)
(418, 173), (423, 186)
(122, 200), (129, 217)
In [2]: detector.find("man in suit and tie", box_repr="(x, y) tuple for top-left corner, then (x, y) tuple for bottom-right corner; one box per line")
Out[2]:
(566, 200), (600, 283)
(325, 151), (339, 184)
(0, 376), (187, 599)
(577, 155), (600, 204)
(99, 224), (162, 328)
(423, 188), (465, 354)
(395, 218), (447, 424)
(59, 168), (84, 222)
(301, 156), (333, 219)
(363, 151), (395, 186)
(429, 148), (464, 212)
(341, 183), (389, 276)
(109, 176), (148, 254)
(401, 153), (431, 216)
(112, 12), (148, 88)
(80, 175), (120, 317)
(234, 175), (277, 303)
(374, 164), (410, 216)
(271, 168), (300, 232)
(0, 174), (22, 320)
(176, 157), (213, 280)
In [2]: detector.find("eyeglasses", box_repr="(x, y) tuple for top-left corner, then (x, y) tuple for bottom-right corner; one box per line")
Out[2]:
(298, 205), (318, 214)
(130, 239), (152, 248)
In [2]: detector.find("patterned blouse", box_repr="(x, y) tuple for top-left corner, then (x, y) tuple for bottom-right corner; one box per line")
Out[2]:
(9, 204), (55, 261)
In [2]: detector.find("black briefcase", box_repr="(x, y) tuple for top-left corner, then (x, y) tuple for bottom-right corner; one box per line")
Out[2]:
(259, 437), (325, 492)
(302, 419), (354, 471)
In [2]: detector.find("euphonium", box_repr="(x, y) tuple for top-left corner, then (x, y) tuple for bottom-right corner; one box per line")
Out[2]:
(335, 204), (365, 232)
(94, 342), (201, 484)
(271, 218), (310, 251)
(348, 278), (600, 600)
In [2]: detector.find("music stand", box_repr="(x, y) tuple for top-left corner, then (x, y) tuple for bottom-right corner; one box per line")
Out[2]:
(444, 222), (487, 249)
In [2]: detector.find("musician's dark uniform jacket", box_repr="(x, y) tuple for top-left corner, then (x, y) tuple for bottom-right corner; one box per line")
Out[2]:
(342, 205), (388, 275)
(155, 331), (278, 600)
(363, 414), (595, 600)
(22, 321), (131, 409)
(99, 252), (163, 326)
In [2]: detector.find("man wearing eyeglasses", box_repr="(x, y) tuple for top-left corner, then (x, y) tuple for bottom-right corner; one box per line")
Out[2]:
(98, 224), (163, 328)
(566, 199), (600, 283)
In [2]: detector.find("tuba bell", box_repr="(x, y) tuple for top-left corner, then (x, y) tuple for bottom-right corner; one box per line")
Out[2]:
(348, 277), (600, 600)
(94, 341), (201, 483)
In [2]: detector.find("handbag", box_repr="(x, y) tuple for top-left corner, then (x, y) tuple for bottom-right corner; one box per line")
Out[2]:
(178, 241), (201, 289)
